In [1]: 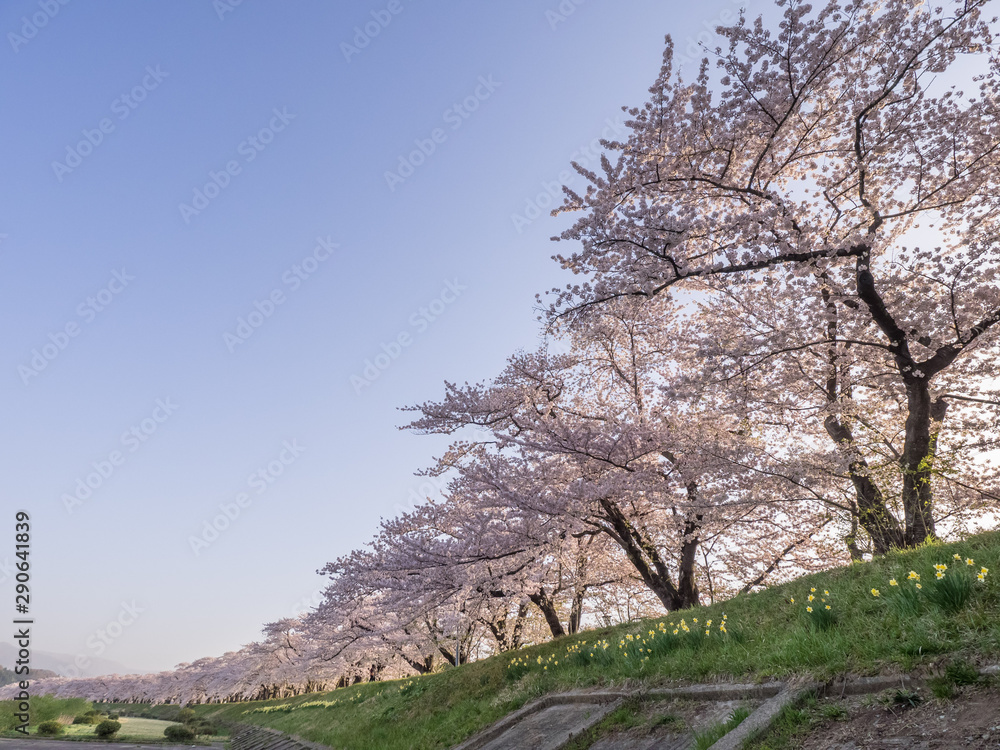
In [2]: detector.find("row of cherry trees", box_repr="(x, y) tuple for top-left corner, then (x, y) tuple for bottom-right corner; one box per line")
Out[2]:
(10, 0), (999, 705)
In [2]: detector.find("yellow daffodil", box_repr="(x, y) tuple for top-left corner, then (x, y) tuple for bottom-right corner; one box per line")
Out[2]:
(966, 558), (975, 566)
(889, 578), (898, 586)
(806, 606), (813, 612)
(871, 588), (880, 597)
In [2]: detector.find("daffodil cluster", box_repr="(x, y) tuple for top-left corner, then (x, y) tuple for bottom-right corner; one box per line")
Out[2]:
(504, 614), (734, 680)
(244, 697), (342, 715)
(872, 556), (990, 615)
(793, 587), (835, 629)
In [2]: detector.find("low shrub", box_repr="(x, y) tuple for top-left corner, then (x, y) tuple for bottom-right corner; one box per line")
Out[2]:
(164, 724), (196, 741)
(191, 719), (218, 735)
(37, 720), (64, 736)
(95, 719), (121, 737)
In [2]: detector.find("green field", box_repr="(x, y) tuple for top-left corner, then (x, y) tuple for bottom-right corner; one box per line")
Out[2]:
(0, 696), (219, 743)
(34, 716), (185, 739)
(171, 533), (1000, 750)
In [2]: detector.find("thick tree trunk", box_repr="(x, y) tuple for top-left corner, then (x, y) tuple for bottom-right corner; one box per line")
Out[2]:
(845, 502), (864, 562)
(510, 602), (529, 649)
(900, 384), (947, 546)
(823, 415), (904, 553)
(568, 588), (584, 635)
(401, 653), (435, 674)
(599, 498), (682, 610)
(528, 588), (566, 638)
(483, 603), (530, 651)
(596, 496), (699, 611)
(676, 507), (701, 609)
(820, 278), (904, 555)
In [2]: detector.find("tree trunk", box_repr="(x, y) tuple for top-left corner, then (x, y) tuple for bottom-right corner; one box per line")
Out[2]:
(510, 603), (529, 649)
(900, 384), (946, 546)
(568, 588), (584, 635)
(823, 415), (904, 553)
(528, 588), (566, 638)
(401, 653), (435, 674)
(597, 497), (693, 611)
(676, 505), (701, 609)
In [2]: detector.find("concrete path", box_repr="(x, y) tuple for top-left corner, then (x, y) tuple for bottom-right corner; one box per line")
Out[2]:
(590, 734), (694, 749)
(451, 671), (1000, 750)
(476, 702), (623, 750)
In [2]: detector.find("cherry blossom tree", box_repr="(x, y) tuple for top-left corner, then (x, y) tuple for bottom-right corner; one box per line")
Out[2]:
(548, 0), (1000, 551)
(407, 299), (833, 611)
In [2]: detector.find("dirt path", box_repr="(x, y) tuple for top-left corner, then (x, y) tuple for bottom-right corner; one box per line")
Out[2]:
(783, 685), (1000, 749)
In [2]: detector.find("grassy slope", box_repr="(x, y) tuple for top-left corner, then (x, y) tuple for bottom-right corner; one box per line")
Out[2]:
(110, 534), (1000, 748)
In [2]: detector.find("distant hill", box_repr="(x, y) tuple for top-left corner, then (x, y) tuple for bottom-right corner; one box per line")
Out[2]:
(0, 664), (59, 686)
(0, 643), (137, 679)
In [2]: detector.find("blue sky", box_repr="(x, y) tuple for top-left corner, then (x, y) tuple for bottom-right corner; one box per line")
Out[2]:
(0, 0), (752, 675)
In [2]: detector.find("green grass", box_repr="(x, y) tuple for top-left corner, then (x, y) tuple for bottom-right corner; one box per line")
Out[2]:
(693, 705), (752, 750)
(561, 697), (647, 750)
(33, 716), (183, 739)
(0, 696), (216, 743)
(0, 695), (90, 731)
(743, 693), (819, 750)
(178, 533), (1000, 749)
(17, 533), (1000, 750)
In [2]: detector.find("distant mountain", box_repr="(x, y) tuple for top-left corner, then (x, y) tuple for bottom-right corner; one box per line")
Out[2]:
(0, 664), (59, 686)
(0, 642), (139, 679)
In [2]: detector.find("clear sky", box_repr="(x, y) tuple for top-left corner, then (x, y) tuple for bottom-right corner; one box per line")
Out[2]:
(0, 0), (754, 675)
